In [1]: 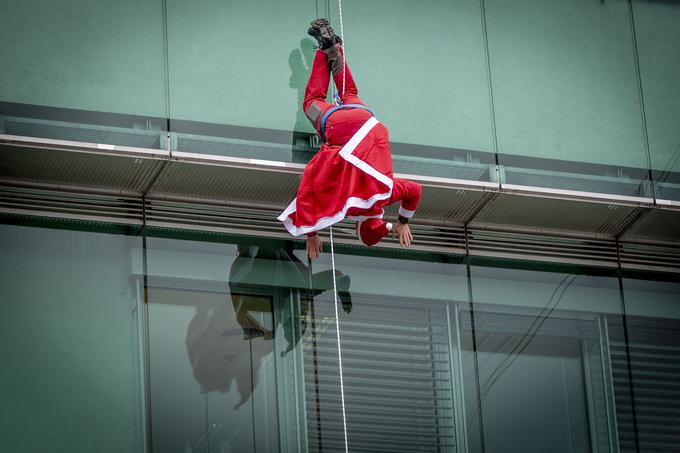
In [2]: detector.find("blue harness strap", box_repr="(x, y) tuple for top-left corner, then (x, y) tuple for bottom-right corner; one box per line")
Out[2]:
(319, 104), (374, 143)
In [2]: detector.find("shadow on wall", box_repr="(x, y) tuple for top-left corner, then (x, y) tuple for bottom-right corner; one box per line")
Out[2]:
(289, 38), (316, 133)
(185, 242), (351, 409)
(289, 38), (318, 163)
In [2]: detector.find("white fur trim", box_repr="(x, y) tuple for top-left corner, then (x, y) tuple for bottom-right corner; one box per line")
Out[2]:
(278, 117), (393, 236)
(338, 118), (393, 189)
(398, 206), (416, 218)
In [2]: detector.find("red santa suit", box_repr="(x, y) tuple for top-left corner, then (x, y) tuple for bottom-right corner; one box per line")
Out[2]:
(278, 46), (421, 237)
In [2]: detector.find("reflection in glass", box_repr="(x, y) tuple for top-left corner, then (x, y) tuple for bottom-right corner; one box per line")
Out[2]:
(305, 293), (457, 452)
(8, 221), (680, 452)
(467, 264), (622, 453)
(303, 252), (469, 452)
(146, 237), (352, 452)
(146, 239), (278, 453)
(149, 285), (274, 453)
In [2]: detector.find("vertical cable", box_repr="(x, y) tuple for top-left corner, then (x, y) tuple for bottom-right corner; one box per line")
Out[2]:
(308, 257), (324, 452)
(616, 242), (641, 452)
(161, 0), (171, 130)
(141, 230), (154, 453)
(249, 339), (256, 452)
(627, 0), (655, 201)
(478, 0), (502, 187)
(464, 227), (486, 453)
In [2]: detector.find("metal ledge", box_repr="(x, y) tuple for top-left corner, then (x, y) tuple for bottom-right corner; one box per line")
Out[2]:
(1, 134), (680, 246)
(0, 133), (168, 160)
(468, 192), (648, 239)
(2, 185), (679, 273)
(620, 209), (680, 244)
(501, 183), (654, 207)
(171, 150), (304, 174)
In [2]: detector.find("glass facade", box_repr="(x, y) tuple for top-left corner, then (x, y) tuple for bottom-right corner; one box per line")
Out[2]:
(2, 0), (679, 196)
(0, 0), (168, 149)
(465, 262), (624, 453)
(2, 221), (679, 452)
(631, 0), (680, 201)
(484, 0), (648, 196)
(617, 274), (680, 452)
(2, 0), (679, 451)
(0, 223), (145, 453)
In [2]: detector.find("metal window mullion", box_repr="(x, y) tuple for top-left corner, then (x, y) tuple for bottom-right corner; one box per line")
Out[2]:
(447, 304), (470, 453)
(599, 316), (622, 453)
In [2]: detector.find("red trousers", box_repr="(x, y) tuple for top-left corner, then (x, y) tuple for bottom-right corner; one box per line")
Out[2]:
(278, 47), (421, 236)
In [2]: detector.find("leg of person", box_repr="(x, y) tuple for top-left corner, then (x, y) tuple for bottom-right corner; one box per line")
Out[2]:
(303, 50), (335, 129)
(326, 44), (364, 106)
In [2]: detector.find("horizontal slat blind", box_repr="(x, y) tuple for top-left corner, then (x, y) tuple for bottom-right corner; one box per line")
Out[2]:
(304, 296), (456, 452)
(609, 316), (680, 452)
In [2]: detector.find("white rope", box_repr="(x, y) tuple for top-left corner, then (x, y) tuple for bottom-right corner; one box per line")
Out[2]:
(333, 4), (349, 452)
(325, 5), (349, 451)
(329, 225), (349, 453)
(338, 3), (349, 450)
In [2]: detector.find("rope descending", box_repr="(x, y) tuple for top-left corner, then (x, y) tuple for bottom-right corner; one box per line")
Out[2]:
(329, 225), (348, 453)
(330, 3), (349, 452)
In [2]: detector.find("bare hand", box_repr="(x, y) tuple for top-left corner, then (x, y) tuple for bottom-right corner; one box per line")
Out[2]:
(307, 234), (323, 260)
(392, 221), (413, 247)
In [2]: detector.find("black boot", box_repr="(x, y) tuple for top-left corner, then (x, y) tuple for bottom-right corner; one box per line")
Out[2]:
(307, 18), (342, 50)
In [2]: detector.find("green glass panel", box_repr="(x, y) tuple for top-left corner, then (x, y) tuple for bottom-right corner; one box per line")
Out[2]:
(165, 0), (317, 163)
(467, 263), (622, 453)
(166, 0), (496, 180)
(330, 0), (493, 152)
(632, 0), (680, 201)
(486, 0), (650, 196)
(0, 0), (167, 147)
(165, 0), (315, 131)
(0, 224), (144, 452)
(321, 0), (496, 181)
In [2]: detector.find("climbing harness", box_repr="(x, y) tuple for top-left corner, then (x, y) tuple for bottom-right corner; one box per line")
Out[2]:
(319, 103), (374, 143)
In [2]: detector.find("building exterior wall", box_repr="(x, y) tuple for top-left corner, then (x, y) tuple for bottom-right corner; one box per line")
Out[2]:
(1, 0), (679, 197)
(2, 1), (680, 452)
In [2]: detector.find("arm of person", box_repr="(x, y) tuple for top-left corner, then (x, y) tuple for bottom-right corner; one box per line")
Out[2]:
(392, 221), (413, 247)
(306, 232), (323, 260)
(389, 178), (422, 247)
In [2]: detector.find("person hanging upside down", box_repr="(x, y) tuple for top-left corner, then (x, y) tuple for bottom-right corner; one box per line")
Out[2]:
(278, 18), (422, 260)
